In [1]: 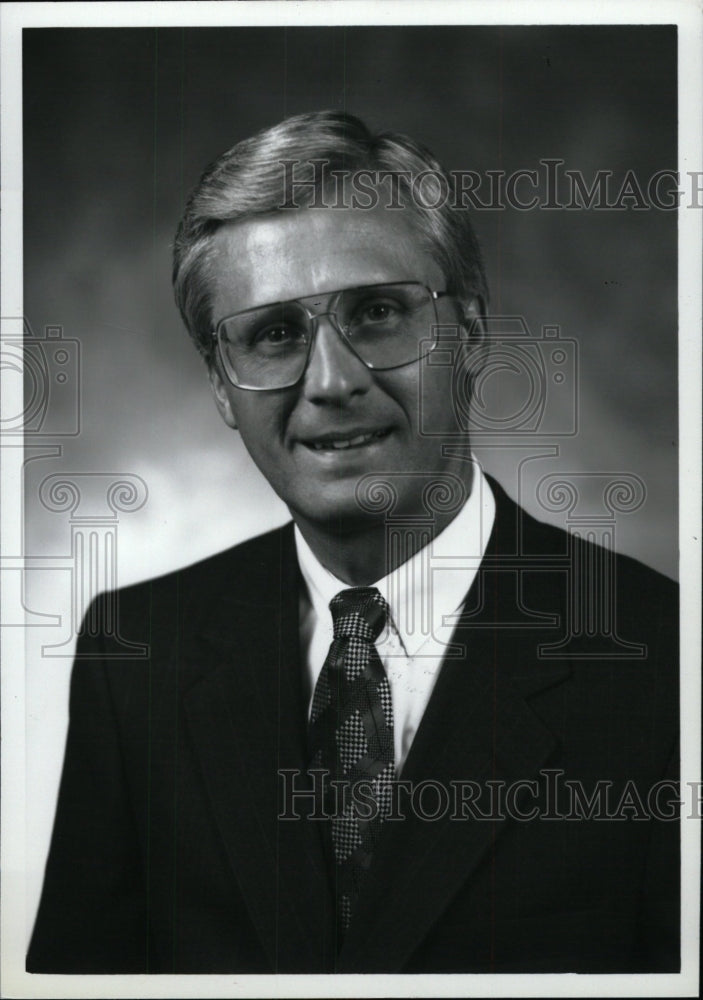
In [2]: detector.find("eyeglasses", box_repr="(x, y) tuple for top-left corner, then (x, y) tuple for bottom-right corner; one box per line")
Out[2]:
(212, 281), (452, 391)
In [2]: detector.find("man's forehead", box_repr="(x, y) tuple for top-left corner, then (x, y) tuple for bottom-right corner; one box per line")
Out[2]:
(211, 205), (422, 256)
(208, 207), (443, 313)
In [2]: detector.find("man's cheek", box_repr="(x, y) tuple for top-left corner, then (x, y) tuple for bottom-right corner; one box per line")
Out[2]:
(418, 375), (460, 437)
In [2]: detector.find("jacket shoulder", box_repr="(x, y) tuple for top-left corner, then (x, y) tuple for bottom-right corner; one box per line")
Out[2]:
(489, 476), (677, 599)
(82, 521), (296, 639)
(484, 477), (678, 667)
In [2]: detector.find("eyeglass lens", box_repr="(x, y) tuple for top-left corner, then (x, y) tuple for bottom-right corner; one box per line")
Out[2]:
(217, 282), (438, 389)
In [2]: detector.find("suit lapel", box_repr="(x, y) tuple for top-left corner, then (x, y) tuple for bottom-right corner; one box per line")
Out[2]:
(182, 526), (336, 972)
(337, 483), (573, 972)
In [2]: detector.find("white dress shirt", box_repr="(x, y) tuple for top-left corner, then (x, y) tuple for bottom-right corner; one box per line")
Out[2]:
(296, 462), (496, 773)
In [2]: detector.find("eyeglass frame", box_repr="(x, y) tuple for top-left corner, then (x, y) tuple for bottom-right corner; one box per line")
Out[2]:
(210, 280), (457, 391)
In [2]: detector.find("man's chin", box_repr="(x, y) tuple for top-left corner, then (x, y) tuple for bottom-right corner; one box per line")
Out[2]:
(287, 493), (387, 537)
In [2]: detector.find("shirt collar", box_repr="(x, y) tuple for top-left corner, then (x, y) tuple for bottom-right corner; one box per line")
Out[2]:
(295, 462), (495, 656)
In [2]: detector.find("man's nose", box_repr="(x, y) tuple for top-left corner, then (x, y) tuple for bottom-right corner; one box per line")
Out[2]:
(301, 315), (373, 403)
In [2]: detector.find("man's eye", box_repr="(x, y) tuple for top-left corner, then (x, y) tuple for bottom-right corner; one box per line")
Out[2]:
(254, 324), (306, 346)
(353, 299), (404, 324)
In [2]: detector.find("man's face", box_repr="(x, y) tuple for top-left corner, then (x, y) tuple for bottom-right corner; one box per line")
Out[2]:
(208, 206), (481, 532)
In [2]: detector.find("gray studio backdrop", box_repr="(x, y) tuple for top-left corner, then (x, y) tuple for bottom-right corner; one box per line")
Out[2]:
(22, 25), (677, 592)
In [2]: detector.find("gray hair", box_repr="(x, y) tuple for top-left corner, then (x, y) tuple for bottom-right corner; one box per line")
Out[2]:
(173, 110), (488, 365)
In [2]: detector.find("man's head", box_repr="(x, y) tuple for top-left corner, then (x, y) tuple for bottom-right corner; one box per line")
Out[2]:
(173, 110), (488, 366)
(172, 111), (489, 536)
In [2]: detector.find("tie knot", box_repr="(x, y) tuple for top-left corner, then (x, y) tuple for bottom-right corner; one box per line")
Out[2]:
(329, 587), (388, 643)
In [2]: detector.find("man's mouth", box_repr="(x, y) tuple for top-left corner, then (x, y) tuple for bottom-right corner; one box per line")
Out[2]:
(303, 429), (391, 452)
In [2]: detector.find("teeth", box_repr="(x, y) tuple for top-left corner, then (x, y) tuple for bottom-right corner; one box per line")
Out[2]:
(311, 430), (386, 451)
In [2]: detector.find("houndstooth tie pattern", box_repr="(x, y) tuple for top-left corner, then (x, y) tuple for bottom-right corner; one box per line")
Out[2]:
(308, 587), (395, 933)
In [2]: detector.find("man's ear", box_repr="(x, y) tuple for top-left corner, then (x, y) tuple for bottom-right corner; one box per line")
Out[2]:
(461, 296), (488, 343)
(461, 296), (490, 362)
(208, 364), (238, 429)
(453, 298), (490, 419)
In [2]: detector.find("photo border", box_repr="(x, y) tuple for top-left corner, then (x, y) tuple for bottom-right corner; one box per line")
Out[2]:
(1, 2), (700, 998)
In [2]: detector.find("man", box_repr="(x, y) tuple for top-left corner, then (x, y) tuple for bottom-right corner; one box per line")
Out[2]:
(27, 111), (679, 974)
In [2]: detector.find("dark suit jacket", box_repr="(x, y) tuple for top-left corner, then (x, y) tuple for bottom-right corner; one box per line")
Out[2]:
(27, 478), (679, 974)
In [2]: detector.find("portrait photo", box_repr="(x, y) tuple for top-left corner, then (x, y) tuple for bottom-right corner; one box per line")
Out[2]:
(1, 3), (700, 998)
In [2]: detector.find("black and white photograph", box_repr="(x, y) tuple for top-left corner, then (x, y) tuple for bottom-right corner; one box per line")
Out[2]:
(1, 2), (700, 997)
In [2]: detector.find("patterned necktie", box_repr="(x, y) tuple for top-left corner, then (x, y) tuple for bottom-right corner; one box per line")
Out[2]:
(308, 587), (395, 932)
